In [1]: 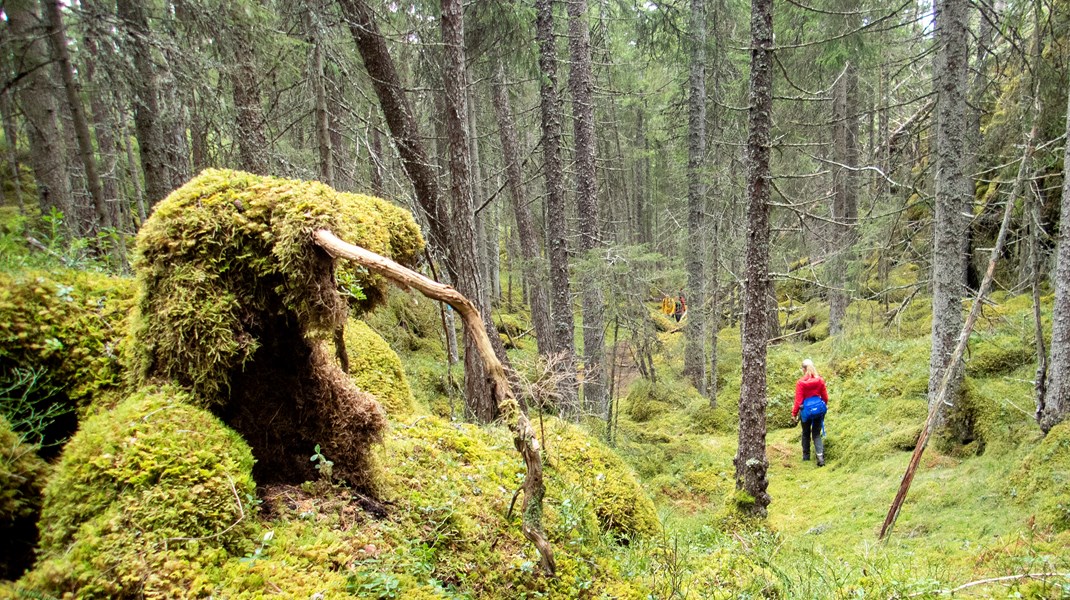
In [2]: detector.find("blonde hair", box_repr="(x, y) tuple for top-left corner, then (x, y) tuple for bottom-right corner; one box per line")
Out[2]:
(801, 358), (819, 379)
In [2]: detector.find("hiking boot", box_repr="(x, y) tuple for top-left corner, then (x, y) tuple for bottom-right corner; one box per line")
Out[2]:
(802, 455), (810, 462)
(817, 454), (825, 467)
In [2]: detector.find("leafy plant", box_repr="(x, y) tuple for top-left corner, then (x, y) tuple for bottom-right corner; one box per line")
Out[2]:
(310, 444), (334, 481)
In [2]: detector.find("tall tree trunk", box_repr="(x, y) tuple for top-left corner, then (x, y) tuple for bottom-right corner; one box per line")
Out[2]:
(80, 0), (124, 229)
(306, 8), (334, 187)
(440, 0), (502, 422)
(338, 0), (450, 260)
(228, 15), (270, 176)
(1036, 55), (1070, 433)
(491, 62), (553, 356)
(928, 0), (970, 416)
(339, 0), (508, 422)
(369, 117), (384, 197)
(684, 0), (708, 395)
(116, 0), (174, 208)
(829, 63), (859, 335)
(7, 0), (74, 224)
(734, 0), (773, 518)
(568, 0), (606, 417)
(0, 90), (25, 214)
(536, 0), (578, 412)
(44, 0), (108, 232)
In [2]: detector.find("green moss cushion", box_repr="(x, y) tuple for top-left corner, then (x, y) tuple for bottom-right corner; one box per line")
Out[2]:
(21, 386), (257, 598)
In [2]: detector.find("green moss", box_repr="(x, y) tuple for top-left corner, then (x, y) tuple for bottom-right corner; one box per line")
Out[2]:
(0, 270), (133, 423)
(364, 289), (444, 355)
(130, 169), (424, 407)
(545, 419), (661, 539)
(966, 330), (1034, 376)
(20, 386), (257, 598)
(0, 414), (49, 580)
(343, 319), (415, 417)
(1010, 423), (1070, 532)
(624, 379), (700, 423)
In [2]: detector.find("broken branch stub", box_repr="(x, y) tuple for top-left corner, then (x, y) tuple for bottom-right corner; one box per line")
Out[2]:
(312, 229), (556, 576)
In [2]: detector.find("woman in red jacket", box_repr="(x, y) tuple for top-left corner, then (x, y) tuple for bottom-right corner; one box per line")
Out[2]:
(792, 358), (829, 466)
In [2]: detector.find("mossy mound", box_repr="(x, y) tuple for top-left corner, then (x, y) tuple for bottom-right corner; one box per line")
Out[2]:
(343, 319), (415, 416)
(545, 419), (661, 539)
(20, 386), (256, 598)
(780, 298), (830, 342)
(0, 270), (133, 448)
(1010, 423), (1070, 532)
(0, 415), (49, 580)
(130, 169), (424, 490)
(624, 379), (680, 422)
(965, 331), (1034, 376)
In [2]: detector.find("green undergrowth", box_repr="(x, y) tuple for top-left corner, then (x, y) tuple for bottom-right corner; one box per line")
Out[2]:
(0, 269), (134, 449)
(0, 414), (49, 580)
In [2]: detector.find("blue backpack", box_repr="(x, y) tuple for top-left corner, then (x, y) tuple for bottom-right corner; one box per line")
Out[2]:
(800, 396), (827, 423)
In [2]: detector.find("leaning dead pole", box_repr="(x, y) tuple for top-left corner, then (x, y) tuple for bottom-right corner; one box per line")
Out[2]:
(879, 126), (1027, 540)
(313, 229), (556, 575)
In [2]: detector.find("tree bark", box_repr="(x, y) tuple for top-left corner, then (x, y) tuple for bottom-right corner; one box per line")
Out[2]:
(881, 127), (1021, 540)
(44, 0), (108, 232)
(927, 0), (970, 418)
(7, 0), (74, 225)
(313, 229), (555, 575)
(490, 62), (553, 356)
(116, 0), (175, 208)
(440, 0), (499, 423)
(1037, 84), (1070, 433)
(0, 90), (25, 214)
(829, 63), (859, 335)
(80, 0), (124, 229)
(683, 0), (708, 395)
(227, 10), (270, 176)
(306, 8), (334, 187)
(734, 0), (773, 518)
(536, 0), (578, 413)
(568, 0), (606, 417)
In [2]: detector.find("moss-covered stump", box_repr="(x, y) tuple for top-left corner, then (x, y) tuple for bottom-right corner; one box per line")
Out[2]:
(19, 386), (256, 598)
(343, 319), (415, 416)
(130, 169), (424, 490)
(0, 415), (49, 581)
(0, 270), (133, 449)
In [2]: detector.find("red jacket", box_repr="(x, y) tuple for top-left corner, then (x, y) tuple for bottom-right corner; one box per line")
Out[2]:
(793, 375), (828, 418)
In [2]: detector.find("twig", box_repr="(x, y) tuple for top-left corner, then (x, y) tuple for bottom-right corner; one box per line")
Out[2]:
(899, 572), (1070, 598)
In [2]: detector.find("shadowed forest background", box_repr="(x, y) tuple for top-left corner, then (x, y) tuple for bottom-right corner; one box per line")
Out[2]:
(1, 0), (1070, 597)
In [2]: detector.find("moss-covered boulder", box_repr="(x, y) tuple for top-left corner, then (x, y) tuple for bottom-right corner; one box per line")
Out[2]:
(344, 319), (415, 416)
(0, 270), (133, 447)
(0, 415), (49, 580)
(129, 169), (425, 490)
(20, 386), (256, 598)
(546, 419), (661, 539)
(1010, 423), (1070, 532)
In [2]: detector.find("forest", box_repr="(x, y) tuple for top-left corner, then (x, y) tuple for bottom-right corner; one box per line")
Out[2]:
(0, 0), (1069, 597)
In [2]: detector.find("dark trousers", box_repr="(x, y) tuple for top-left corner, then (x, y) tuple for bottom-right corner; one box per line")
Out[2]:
(801, 415), (824, 459)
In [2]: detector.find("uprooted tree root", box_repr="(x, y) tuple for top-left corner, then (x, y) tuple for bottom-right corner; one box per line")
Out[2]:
(129, 169), (424, 492)
(313, 229), (556, 576)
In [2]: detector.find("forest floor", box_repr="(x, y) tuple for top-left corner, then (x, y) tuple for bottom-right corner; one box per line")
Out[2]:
(477, 292), (1070, 598)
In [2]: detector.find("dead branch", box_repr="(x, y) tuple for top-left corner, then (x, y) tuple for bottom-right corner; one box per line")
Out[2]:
(900, 572), (1070, 598)
(313, 229), (555, 575)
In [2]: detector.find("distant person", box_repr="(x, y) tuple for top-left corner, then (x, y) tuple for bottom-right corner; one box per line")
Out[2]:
(792, 358), (828, 466)
(673, 294), (686, 322)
